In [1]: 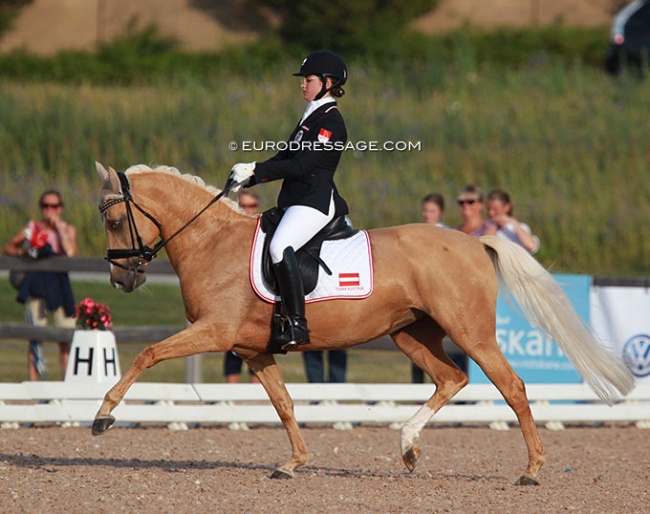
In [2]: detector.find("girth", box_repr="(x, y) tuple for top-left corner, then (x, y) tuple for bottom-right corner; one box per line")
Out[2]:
(260, 207), (357, 295)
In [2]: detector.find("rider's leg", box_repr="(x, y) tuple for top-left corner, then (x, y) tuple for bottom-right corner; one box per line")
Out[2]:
(269, 198), (335, 350)
(272, 247), (309, 349)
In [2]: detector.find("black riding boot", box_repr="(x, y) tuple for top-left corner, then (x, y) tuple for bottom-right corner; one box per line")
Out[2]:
(271, 247), (310, 351)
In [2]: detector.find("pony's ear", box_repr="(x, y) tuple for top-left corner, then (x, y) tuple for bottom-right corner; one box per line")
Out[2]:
(107, 167), (122, 192)
(97, 162), (122, 195)
(96, 161), (109, 182)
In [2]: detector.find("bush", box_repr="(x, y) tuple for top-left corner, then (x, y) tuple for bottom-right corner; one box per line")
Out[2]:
(0, 23), (613, 86)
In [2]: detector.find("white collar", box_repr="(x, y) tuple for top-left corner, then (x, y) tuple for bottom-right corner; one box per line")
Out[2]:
(300, 97), (336, 124)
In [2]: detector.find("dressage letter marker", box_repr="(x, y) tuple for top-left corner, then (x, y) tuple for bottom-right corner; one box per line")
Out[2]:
(65, 330), (121, 384)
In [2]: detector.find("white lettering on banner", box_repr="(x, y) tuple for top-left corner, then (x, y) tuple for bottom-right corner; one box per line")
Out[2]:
(496, 329), (566, 358)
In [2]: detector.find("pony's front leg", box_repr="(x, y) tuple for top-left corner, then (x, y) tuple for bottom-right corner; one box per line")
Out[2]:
(92, 323), (220, 435)
(246, 352), (308, 479)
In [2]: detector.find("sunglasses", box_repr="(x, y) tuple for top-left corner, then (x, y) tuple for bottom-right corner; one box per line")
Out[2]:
(41, 203), (62, 209)
(457, 199), (479, 206)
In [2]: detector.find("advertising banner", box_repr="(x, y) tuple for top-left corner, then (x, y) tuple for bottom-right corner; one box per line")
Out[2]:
(591, 285), (650, 384)
(469, 274), (589, 384)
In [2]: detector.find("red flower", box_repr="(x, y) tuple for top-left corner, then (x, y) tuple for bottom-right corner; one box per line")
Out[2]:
(75, 297), (112, 331)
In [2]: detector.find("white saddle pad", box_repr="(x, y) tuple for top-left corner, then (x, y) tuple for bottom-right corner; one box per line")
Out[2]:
(249, 218), (374, 304)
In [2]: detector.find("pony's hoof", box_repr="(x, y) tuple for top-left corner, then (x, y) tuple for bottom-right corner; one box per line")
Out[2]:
(92, 415), (115, 436)
(402, 446), (421, 473)
(516, 475), (540, 486)
(269, 469), (294, 480)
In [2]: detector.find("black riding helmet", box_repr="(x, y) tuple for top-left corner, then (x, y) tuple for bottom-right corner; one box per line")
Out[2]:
(293, 50), (347, 100)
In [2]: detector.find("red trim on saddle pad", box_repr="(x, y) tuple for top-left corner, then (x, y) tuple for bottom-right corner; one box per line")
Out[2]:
(249, 217), (374, 304)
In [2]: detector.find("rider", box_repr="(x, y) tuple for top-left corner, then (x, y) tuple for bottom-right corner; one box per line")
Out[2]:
(229, 49), (350, 351)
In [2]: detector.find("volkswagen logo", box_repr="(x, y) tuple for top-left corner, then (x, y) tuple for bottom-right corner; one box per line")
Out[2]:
(622, 334), (650, 378)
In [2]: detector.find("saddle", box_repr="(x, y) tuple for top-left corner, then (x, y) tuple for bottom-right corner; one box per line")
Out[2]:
(260, 207), (358, 295)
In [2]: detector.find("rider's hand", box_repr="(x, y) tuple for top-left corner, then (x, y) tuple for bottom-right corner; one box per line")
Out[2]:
(229, 162), (256, 192)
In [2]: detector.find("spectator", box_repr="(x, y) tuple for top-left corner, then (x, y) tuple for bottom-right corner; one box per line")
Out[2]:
(456, 185), (491, 236)
(224, 190), (262, 384)
(421, 192), (447, 227)
(303, 350), (347, 383)
(236, 190), (260, 217)
(3, 190), (77, 380)
(452, 185), (495, 375)
(412, 192), (449, 382)
(486, 188), (540, 254)
(303, 348), (350, 430)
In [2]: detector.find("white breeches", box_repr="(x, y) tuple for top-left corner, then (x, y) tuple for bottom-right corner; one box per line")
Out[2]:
(270, 195), (335, 264)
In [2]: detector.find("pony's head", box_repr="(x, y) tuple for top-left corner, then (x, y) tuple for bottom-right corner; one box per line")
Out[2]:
(96, 162), (163, 292)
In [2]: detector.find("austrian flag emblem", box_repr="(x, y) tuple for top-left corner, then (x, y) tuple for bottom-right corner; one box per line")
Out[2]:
(318, 128), (332, 143)
(338, 272), (360, 287)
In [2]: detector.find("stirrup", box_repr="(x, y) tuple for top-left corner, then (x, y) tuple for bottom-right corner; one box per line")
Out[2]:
(273, 317), (310, 351)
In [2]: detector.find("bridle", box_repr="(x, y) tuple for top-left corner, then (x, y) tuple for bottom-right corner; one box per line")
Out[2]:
(99, 172), (230, 272)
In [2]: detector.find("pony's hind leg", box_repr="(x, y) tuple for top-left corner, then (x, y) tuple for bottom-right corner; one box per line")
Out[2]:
(453, 328), (545, 485)
(391, 318), (469, 473)
(245, 352), (309, 479)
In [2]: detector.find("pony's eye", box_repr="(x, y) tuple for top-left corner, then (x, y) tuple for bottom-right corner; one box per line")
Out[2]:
(108, 219), (122, 230)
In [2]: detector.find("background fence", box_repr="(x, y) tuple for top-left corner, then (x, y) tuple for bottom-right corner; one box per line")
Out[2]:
(2, 381), (649, 430)
(2, 255), (649, 428)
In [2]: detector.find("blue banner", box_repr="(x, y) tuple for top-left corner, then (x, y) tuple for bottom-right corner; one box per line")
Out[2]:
(469, 274), (590, 384)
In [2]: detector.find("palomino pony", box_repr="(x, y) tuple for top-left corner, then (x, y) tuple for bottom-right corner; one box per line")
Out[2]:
(93, 163), (634, 485)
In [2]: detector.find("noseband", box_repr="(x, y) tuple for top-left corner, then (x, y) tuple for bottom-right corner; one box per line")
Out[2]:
(99, 172), (228, 272)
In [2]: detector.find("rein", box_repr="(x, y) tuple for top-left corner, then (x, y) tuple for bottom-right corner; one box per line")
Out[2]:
(99, 172), (232, 271)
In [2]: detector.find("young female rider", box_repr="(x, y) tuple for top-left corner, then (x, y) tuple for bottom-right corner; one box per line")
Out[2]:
(229, 50), (350, 351)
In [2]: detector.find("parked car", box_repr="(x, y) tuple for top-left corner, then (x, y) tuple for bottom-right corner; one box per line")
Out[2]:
(604, 0), (650, 76)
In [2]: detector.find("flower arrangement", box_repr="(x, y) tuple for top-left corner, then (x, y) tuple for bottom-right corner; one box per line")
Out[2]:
(75, 298), (112, 331)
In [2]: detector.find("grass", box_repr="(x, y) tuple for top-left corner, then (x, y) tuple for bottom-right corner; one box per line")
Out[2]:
(1, 61), (649, 274)
(0, 279), (415, 383)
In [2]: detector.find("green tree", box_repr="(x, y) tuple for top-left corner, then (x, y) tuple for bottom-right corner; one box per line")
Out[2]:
(0, 0), (32, 38)
(261, 0), (438, 53)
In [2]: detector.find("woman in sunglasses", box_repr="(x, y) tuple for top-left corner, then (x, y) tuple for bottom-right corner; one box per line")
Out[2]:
(3, 189), (77, 380)
(456, 185), (492, 236)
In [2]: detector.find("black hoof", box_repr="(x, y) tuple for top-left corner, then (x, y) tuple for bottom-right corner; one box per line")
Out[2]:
(516, 475), (540, 486)
(402, 447), (421, 473)
(269, 469), (294, 480)
(92, 415), (115, 436)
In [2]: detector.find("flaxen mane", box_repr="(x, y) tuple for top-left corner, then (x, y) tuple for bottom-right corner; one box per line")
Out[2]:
(123, 164), (243, 213)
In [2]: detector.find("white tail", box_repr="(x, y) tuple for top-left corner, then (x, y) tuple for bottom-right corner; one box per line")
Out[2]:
(480, 235), (635, 405)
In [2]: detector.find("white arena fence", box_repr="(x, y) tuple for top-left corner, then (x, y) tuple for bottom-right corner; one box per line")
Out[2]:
(1, 382), (649, 431)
